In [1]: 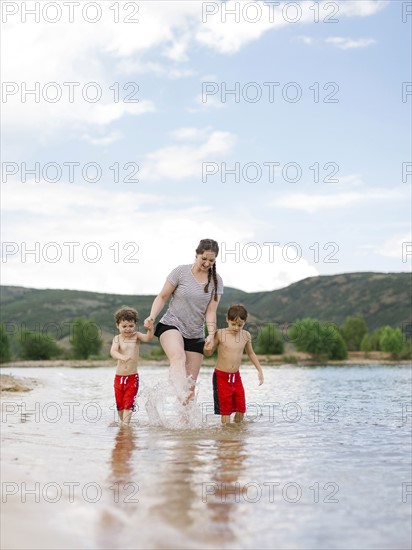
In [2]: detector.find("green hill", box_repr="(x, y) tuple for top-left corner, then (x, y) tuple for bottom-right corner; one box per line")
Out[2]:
(0, 273), (410, 344)
(220, 272), (411, 331)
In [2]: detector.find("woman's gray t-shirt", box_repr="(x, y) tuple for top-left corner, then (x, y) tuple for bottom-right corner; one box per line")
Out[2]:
(159, 264), (224, 339)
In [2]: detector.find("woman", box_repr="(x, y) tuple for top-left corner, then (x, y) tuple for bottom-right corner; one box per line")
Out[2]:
(144, 239), (223, 402)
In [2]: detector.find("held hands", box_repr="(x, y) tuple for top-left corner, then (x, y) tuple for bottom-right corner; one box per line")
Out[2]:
(203, 334), (215, 351)
(203, 334), (215, 356)
(144, 316), (154, 330)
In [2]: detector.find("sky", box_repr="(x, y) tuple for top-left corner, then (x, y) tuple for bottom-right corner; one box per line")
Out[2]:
(1, 0), (411, 295)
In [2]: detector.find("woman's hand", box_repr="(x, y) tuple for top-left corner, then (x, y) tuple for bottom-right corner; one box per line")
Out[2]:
(204, 334), (215, 351)
(144, 316), (154, 329)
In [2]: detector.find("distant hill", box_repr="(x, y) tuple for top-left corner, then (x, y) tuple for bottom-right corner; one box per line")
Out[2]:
(0, 273), (410, 343)
(220, 272), (411, 331)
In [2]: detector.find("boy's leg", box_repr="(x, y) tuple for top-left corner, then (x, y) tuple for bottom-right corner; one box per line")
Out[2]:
(213, 370), (233, 421)
(122, 374), (138, 424)
(122, 409), (132, 424)
(114, 376), (124, 423)
(233, 376), (246, 423)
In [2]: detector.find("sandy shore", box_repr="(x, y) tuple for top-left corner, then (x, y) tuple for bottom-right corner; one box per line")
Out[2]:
(0, 373), (39, 392)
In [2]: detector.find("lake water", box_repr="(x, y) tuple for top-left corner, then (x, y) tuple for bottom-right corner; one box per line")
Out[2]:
(1, 364), (411, 550)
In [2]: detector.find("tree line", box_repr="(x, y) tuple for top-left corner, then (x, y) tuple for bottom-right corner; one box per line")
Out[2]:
(252, 315), (409, 360)
(0, 318), (103, 362)
(0, 314), (409, 363)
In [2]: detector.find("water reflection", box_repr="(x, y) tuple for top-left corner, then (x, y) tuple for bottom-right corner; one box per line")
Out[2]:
(99, 425), (139, 546)
(110, 425), (137, 485)
(1, 365), (410, 550)
(203, 429), (247, 545)
(147, 426), (249, 548)
(149, 432), (202, 531)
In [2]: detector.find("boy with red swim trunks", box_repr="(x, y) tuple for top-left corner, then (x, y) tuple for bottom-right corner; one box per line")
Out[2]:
(110, 306), (153, 424)
(204, 304), (264, 424)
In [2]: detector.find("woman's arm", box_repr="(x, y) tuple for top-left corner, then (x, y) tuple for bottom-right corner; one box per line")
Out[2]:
(143, 280), (176, 329)
(204, 294), (221, 346)
(203, 330), (219, 355)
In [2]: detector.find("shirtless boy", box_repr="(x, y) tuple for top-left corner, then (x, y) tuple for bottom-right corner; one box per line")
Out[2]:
(110, 306), (153, 424)
(204, 304), (264, 424)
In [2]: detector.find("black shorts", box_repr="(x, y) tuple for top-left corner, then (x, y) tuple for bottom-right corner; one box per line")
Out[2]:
(154, 322), (205, 354)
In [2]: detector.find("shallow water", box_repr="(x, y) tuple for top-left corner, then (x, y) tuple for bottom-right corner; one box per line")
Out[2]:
(1, 364), (411, 550)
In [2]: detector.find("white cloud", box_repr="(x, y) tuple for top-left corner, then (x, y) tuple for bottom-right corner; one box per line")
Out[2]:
(196, 1), (287, 54)
(272, 186), (407, 213)
(219, 240), (319, 292)
(1, 179), (319, 293)
(190, 93), (226, 112)
(1, 2), (200, 141)
(326, 37), (376, 50)
(376, 233), (412, 260)
(139, 127), (237, 181)
(195, 0), (387, 54)
(296, 36), (314, 45)
(2, 0), (388, 143)
(337, 1), (389, 17)
(81, 131), (123, 147)
(328, 174), (364, 187)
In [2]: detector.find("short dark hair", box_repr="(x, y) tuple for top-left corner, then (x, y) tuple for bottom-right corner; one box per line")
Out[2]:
(114, 306), (138, 325)
(227, 304), (248, 321)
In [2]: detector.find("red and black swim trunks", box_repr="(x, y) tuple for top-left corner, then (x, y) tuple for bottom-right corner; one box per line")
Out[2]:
(213, 369), (246, 416)
(114, 373), (139, 411)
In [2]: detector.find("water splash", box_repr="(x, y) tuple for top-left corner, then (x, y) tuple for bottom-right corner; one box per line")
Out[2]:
(142, 378), (204, 430)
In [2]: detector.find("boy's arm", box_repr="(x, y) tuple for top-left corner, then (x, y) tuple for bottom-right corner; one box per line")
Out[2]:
(203, 330), (219, 356)
(110, 336), (129, 362)
(245, 332), (264, 385)
(136, 325), (154, 343)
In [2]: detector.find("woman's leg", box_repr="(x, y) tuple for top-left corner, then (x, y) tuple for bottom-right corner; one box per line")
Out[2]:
(159, 330), (187, 396)
(184, 351), (203, 403)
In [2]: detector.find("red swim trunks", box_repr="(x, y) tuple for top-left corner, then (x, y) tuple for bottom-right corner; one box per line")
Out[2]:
(114, 373), (139, 411)
(213, 369), (246, 416)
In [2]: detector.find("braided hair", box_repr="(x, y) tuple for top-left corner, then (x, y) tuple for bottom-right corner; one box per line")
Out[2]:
(196, 239), (219, 302)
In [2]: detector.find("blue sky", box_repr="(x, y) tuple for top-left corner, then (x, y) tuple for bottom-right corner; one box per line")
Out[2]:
(1, 0), (411, 295)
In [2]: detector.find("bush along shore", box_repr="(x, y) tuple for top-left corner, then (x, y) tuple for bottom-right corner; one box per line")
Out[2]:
(1, 351), (410, 371)
(1, 314), (410, 365)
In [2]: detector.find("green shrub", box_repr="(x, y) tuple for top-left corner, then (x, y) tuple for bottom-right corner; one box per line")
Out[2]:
(71, 318), (102, 359)
(340, 315), (368, 351)
(379, 326), (405, 359)
(281, 354), (298, 364)
(288, 318), (347, 360)
(370, 327), (385, 351)
(18, 330), (60, 360)
(149, 346), (166, 358)
(360, 334), (372, 356)
(255, 324), (284, 355)
(0, 324), (11, 363)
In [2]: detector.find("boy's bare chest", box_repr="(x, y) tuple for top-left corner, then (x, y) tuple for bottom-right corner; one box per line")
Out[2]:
(221, 332), (245, 349)
(119, 337), (139, 352)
